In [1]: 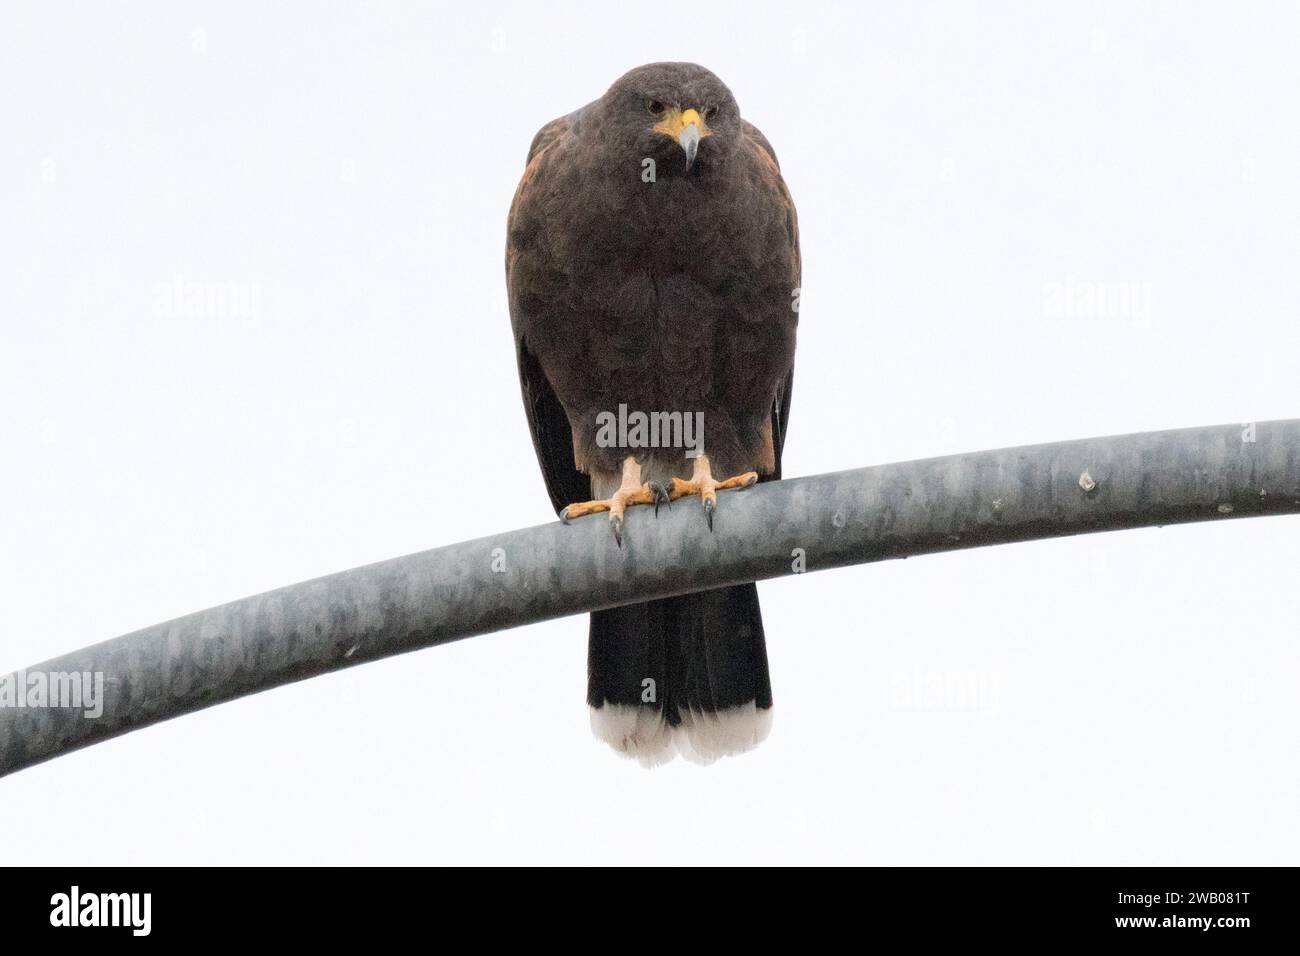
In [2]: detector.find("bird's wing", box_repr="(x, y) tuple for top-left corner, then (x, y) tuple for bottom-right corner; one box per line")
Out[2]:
(507, 113), (591, 514)
(743, 120), (800, 481)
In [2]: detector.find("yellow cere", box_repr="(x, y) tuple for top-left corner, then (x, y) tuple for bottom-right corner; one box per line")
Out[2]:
(654, 107), (712, 142)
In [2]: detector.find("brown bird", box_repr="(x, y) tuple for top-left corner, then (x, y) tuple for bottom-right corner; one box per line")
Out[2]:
(506, 62), (800, 764)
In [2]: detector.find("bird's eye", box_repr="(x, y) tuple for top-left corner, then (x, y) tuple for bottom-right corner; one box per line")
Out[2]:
(647, 99), (665, 114)
(704, 106), (718, 120)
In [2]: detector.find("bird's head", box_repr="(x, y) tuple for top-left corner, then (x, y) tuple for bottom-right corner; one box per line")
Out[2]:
(600, 62), (741, 176)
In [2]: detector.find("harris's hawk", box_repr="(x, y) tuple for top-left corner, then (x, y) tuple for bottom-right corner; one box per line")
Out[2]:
(506, 63), (800, 764)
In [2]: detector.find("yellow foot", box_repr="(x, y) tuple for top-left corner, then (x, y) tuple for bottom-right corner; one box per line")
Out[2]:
(559, 457), (670, 547)
(669, 455), (759, 531)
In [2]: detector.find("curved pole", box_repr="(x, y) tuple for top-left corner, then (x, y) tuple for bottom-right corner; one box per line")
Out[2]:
(2, 419), (1297, 777)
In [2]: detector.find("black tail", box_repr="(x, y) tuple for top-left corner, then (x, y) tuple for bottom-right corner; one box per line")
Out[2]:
(587, 583), (773, 765)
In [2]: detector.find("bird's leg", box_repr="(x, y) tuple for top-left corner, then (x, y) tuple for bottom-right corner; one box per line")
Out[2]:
(669, 454), (759, 531)
(559, 456), (671, 547)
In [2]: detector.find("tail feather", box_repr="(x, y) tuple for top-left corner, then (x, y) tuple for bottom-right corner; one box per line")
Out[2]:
(676, 702), (774, 764)
(588, 703), (676, 766)
(587, 583), (773, 766)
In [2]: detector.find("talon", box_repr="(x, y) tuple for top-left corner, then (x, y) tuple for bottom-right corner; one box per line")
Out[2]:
(558, 457), (755, 534)
(557, 457), (663, 532)
(667, 456), (758, 530)
(650, 481), (671, 516)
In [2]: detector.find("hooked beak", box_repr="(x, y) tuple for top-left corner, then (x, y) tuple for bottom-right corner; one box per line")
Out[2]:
(679, 122), (701, 171)
(654, 107), (711, 171)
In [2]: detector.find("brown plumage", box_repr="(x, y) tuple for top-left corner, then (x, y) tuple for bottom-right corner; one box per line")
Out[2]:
(506, 63), (800, 764)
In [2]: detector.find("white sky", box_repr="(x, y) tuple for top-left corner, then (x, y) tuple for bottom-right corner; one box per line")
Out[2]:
(2, 1), (1297, 864)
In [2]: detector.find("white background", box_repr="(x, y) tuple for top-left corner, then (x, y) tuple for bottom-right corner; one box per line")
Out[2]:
(2, 2), (1297, 865)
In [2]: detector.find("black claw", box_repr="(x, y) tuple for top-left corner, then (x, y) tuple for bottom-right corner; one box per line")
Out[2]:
(650, 482), (671, 516)
(703, 497), (715, 531)
(610, 514), (624, 548)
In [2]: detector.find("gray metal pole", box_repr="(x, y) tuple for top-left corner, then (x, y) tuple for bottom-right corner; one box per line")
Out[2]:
(2, 420), (1297, 778)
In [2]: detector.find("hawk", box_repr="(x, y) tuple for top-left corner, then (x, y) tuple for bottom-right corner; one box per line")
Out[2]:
(506, 63), (800, 764)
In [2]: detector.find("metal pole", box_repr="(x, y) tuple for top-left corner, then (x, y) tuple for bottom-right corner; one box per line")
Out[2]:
(2, 419), (1296, 777)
